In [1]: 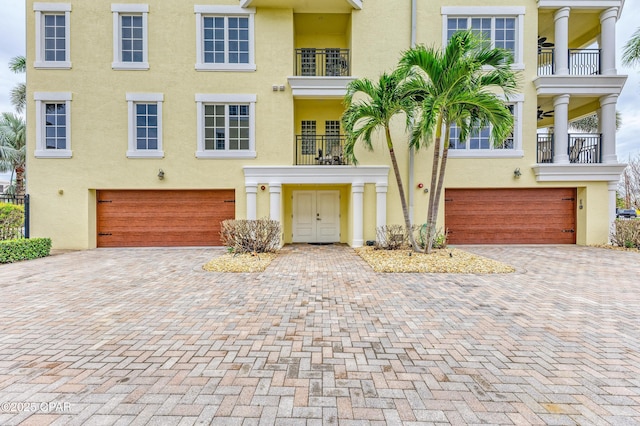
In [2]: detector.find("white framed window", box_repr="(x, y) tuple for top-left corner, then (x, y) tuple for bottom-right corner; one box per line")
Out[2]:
(442, 6), (524, 69)
(126, 93), (163, 158)
(34, 3), (71, 69)
(195, 94), (256, 158)
(34, 92), (72, 158)
(112, 4), (149, 70)
(448, 95), (524, 158)
(194, 6), (256, 71)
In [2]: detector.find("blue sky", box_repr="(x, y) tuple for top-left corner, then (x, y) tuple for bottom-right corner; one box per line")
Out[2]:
(0, 2), (639, 181)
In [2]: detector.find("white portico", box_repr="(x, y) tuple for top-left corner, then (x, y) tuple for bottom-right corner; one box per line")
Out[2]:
(243, 166), (389, 247)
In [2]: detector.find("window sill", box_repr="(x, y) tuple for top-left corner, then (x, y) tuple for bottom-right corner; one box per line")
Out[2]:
(448, 149), (524, 158)
(127, 150), (164, 158)
(195, 63), (256, 72)
(113, 62), (150, 71)
(34, 61), (72, 69)
(35, 149), (72, 158)
(196, 150), (256, 159)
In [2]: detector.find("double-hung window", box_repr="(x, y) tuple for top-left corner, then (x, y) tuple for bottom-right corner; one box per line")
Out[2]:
(126, 93), (163, 158)
(195, 6), (256, 71)
(112, 4), (149, 70)
(196, 94), (256, 158)
(34, 92), (72, 158)
(442, 7), (524, 69)
(34, 3), (71, 69)
(448, 96), (523, 158)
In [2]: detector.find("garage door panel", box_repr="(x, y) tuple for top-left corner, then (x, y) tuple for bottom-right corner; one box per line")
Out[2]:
(445, 188), (576, 244)
(97, 190), (235, 247)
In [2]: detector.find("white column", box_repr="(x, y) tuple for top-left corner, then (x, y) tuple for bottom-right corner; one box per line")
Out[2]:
(554, 7), (570, 75)
(246, 183), (258, 220)
(351, 183), (365, 247)
(553, 94), (570, 164)
(600, 8), (619, 76)
(269, 183), (282, 222)
(375, 183), (388, 231)
(600, 94), (618, 164)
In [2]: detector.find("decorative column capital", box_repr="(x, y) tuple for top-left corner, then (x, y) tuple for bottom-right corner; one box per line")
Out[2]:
(554, 7), (570, 21)
(599, 94), (618, 107)
(352, 182), (365, 193)
(600, 7), (618, 23)
(269, 183), (282, 193)
(553, 94), (570, 106)
(375, 183), (388, 193)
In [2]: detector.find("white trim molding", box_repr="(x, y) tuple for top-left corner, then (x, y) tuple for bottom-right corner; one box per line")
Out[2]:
(441, 6), (525, 69)
(33, 3), (72, 69)
(194, 5), (256, 72)
(532, 163), (627, 182)
(287, 76), (356, 98)
(239, 0), (362, 9)
(34, 91), (73, 158)
(195, 93), (257, 159)
(112, 4), (149, 70)
(126, 93), (164, 159)
(533, 75), (627, 96)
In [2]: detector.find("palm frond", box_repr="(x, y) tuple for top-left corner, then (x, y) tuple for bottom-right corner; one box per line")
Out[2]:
(623, 27), (640, 67)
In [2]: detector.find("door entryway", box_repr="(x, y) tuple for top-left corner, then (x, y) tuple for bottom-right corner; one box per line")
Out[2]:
(292, 190), (340, 243)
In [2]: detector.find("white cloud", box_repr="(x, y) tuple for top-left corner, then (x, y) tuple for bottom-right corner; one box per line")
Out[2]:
(0, 3), (25, 116)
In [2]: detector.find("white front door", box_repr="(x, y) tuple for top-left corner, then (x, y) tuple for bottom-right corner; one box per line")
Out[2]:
(292, 190), (340, 243)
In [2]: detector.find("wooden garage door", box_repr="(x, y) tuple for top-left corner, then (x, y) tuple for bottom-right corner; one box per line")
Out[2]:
(97, 190), (235, 247)
(445, 188), (576, 244)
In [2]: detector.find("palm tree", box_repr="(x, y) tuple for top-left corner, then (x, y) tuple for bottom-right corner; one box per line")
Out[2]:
(0, 113), (26, 196)
(622, 27), (640, 67)
(8, 55), (26, 114)
(341, 70), (421, 251)
(399, 31), (519, 252)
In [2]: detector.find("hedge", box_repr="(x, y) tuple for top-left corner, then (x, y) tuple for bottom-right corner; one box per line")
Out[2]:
(0, 238), (52, 263)
(0, 203), (24, 240)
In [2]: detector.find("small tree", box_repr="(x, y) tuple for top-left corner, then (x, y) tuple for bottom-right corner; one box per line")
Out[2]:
(8, 56), (26, 114)
(342, 70), (421, 251)
(0, 113), (26, 196)
(399, 31), (519, 252)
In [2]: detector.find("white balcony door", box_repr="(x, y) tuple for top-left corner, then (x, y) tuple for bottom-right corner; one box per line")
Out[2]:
(292, 190), (340, 243)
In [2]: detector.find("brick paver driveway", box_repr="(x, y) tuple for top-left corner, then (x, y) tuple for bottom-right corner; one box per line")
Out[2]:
(0, 245), (639, 425)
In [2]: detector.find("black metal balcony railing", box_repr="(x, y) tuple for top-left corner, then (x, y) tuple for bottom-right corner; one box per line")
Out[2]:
(536, 134), (602, 164)
(537, 134), (554, 163)
(568, 49), (601, 75)
(295, 48), (350, 77)
(568, 134), (602, 164)
(295, 135), (351, 165)
(537, 48), (601, 76)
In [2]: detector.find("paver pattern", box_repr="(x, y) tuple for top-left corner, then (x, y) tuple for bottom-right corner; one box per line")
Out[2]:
(0, 244), (639, 425)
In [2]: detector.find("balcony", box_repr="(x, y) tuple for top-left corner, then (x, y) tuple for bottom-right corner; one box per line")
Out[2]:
(295, 135), (351, 166)
(537, 48), (601, 76)
(295, 48), (350, 77)
(536, 134), (602, 164)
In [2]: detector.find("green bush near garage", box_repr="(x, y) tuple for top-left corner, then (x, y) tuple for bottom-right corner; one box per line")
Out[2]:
(0, 238), (52, 263)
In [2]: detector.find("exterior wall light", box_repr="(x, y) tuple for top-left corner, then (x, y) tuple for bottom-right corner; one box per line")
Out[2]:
(513, 168), (522, 178)
(158, 169), (165, 180)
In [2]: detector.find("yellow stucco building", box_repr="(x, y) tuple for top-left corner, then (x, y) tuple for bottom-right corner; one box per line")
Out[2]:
(26, 0), (627, 249)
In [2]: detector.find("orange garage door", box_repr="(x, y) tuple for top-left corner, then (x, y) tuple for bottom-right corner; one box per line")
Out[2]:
(445, 188), (577, 244)
(97, 190), (235, 247)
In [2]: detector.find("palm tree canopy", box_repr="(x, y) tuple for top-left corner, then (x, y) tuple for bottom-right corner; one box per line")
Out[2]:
(622, 27), (640, 67)
(0, 113), (26, 174)
(341, 70), (415, 164)
(9, 55), (26, 74)
(398, 30), (519, 149)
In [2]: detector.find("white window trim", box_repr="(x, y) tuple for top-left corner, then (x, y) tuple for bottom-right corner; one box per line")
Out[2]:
(194, 5), (256, 72)
(112, 4), (149, 70)
(448, 94), (524, 159)
(34, 3), (72, 69)
(441, 6), (525, 70)
(126, 93), (164, 158)
(34, 92), (72, 158)
(195, 93), (257, 159)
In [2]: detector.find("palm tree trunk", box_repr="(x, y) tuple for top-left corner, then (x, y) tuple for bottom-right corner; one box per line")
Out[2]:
(424, 115), (443, 253)
(427, 125), (451, 254)
(385, 127), (419, 251)
(15, 166), (25, 197)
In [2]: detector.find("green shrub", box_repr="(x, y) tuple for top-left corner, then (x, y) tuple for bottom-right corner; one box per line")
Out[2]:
(610, 219), (640, 249)
(416, 225), (448, 250)
(221, 219), (281, 253)
(0, 203), (24, 240)
(0, 238), (52, 263)
(376, 225), (409, 250)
